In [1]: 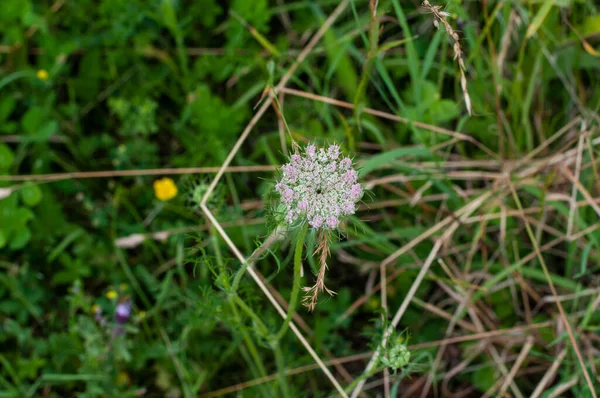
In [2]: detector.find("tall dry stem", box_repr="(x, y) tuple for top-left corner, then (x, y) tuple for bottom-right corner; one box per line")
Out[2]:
(422, 1), (472, 115)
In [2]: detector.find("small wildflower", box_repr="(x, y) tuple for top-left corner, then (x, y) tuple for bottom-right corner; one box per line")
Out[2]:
(366, 296), (380, 311)
(275, 144), (363, 230)
(119, 283), (128, 291)
(138, 311), (146, 320)
(117, 372), (130, 385)
(106, 290), (118, 300)
(91, 304), (100, 314)
(153, 177), (178, 201)
(36, 69), (49, 80)
(115, 301), (132, 324)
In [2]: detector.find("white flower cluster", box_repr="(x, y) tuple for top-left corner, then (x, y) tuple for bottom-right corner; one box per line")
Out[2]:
(275, 144), (363, 230)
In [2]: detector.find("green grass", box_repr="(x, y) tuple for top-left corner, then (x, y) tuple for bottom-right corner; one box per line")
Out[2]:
(1, 0), (600, 397)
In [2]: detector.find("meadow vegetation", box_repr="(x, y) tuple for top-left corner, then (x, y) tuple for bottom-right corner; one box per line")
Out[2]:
(1, 0), (600, 397)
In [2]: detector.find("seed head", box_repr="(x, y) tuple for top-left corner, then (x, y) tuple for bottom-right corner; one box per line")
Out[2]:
(275, 144), (363, 230)
(380, 338), (411, 371)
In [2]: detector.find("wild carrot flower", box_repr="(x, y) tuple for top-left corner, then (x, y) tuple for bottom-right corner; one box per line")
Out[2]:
(275, 143), (364, 311)
(275, 144), (363, 230)
(153, 177), (178, 201)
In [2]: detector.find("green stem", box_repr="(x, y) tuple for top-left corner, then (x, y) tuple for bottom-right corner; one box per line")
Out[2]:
(232, 295), (269, 337)
(227, 299), (270, 395)
(231, 227), (285, 293)
(274, 224), (308, 342)
(273, 343), (291, 398)
(342, 366), (383, 395)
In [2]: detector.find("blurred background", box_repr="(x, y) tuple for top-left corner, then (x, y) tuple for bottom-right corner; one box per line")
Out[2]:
(1, 0), (600, 397)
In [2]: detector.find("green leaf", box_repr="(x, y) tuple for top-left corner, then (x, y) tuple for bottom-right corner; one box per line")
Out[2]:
(160, 0), (178, 33)
(472, 366), (496, 392)
(22, 106), (44, 134)
(0, 229), (6, 248)
(31, 120), (58, 142)
(580, 14), (600, 36)
(20, 184), (42, 207)
(0, 0), (31, 23)
(0, 96), (16, 122)
(0, 143), (14, 170)
(574, 241), (594, 278)
(430, 100), (460, 123)
(526, 0), (556, 39)
(14, 207), (35, 225)
(9, 226), (31, 250)
(359, 147), (432, 176)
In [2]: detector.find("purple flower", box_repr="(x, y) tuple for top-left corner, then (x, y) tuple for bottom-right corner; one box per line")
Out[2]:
(326, 216), (340, 229)
(115, 301), (132, 325)
(275, 144), (363, 230)
(327, 145), (340, 160)
(342, 169), (358, 183)
(350, 183), (363, 200)
(310, 215), (324, 228)
(339, 158), (352, 170)
(298, 200), (308, 211)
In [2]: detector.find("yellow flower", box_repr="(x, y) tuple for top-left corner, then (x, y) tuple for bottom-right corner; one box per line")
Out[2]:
(138, 311), (146, 320)
(366, 296), (380, 311)
(91, 304), (100, 313)
(106, 290), (118, 299)
(153, 177), (178, 201)
(36, 69), (49, 80)
(117, 372), (130, 385)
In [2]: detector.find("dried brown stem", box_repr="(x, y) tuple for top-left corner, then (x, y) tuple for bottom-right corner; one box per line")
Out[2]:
(302, 230), (336, 311)
(422, 1), (472, 115)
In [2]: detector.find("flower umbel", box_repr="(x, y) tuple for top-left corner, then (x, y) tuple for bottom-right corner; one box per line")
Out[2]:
(380, 337), (411, 372)
(275, 143), (363, 311)
(153, 177), (178, 201)
(275, 144), (362, 229)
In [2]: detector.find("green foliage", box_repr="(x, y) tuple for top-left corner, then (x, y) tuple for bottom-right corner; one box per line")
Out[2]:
(379, 335), (411, 372)
(1, 0), (600, 397)
(0, 193), (34, 250)
(108, 97), (158, 136)
(471, 365), (496, 393)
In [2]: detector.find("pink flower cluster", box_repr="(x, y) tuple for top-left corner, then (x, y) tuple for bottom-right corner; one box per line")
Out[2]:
(275, 144), (363, 230)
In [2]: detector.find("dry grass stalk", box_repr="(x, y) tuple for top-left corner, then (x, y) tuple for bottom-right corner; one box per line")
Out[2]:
(302, 230), (337, 312)
(422, 1), (472, 115)
(280, 87), (497, 157)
